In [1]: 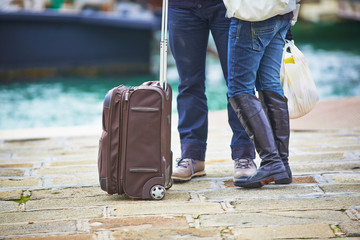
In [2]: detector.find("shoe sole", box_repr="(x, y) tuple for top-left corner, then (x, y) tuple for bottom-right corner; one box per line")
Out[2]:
(275, 178), (292, 184)
(172, 171), (206, 183)
(234, 172), (289, 188)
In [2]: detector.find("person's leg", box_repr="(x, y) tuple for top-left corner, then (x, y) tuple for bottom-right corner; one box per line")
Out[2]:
(256, 19), (292, 183)
(208, 2), (256, 179)
(229, 94), (289, 187)
(254, 21), (290, 97)
(227, 17), (290, 188)
(258, 90), (292, 184)
(227, 18), (264, 97)
(168, 8), (209, 181)
(169, 7), (209, 161)
(209, 2), (256, 161)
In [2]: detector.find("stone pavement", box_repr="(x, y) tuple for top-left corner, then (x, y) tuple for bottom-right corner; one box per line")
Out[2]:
(0, 97), (359, 239)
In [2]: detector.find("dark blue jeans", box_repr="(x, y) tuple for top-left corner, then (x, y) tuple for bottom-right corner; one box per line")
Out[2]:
(168, 3), (255, 161)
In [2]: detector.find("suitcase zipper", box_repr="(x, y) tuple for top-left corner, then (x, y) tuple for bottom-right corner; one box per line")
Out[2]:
(117, 87), (123, 194)
(121, 86), (134, 194)
(125, 87), (135, 101)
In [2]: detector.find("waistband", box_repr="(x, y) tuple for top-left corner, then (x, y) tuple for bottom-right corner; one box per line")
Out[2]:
(274, 12), (293, 20)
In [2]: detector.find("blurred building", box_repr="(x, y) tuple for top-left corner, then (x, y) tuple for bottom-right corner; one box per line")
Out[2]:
(299, 0), (360, 22)
(0, 0), (161, 81)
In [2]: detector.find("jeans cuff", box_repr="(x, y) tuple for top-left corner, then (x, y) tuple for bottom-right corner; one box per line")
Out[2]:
(181, 141), (207, 161)
(231, 144), (256, 160)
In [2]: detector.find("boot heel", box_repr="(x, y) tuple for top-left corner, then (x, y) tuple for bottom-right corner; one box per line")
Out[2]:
(273, 171), (290, 184)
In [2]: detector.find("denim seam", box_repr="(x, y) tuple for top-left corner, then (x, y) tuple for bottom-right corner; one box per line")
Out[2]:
(251, 22), (277, 35)
(236, 20), (241, 40)
(230, 21), (240, 86)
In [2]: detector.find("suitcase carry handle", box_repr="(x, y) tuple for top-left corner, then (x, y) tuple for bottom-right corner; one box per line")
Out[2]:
(159, 0), (168, 91)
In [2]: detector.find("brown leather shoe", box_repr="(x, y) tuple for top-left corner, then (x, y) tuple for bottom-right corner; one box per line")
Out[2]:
(234, 158), (257, 180)
(172, 158), (206, 182)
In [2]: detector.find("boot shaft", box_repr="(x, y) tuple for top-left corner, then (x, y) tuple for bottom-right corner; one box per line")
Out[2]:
(229, 93), (282, 165)
(258, 90), (290, 162)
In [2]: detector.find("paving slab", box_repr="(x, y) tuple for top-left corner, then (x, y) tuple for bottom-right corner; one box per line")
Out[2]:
(0, 190), (23, 201)
(0, 207), (104, 224)
(29, 187), (104, 200)
(0, 201), (19, 213)
(110, 202), (223, 217)
(6, 233), (96, 240)
(203, 184), (323, 201)
(170, 179), (213, 192)
(231, 196), (360, 212)
(327, 173), (360, 183)
(291, 161), (360, 173)
(0, 177), (41, 188)
(340, 221), (360, 237)
(320, 183), (360, 194)
(0, 221), (77, 238)
(88, 216), (189, 231)
(232, 223), (335, 239)
(111, 227), (222, 240)
(0, 169), (24, 177)
(198, 209), (350, 228)
(51, 174), (99, 186)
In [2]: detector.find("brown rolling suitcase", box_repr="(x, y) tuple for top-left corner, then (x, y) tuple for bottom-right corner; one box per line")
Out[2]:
(97, 0), (172, 200)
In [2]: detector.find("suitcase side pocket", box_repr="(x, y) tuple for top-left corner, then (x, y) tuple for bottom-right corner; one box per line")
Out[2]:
(98, 130), (108, 192)
(98, 87), (126, 194)
(98, 101), (110, 192)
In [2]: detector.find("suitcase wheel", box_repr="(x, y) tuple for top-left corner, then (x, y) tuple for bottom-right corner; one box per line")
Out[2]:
(150, 185), (166, 200)
(165, 178), (173, 190)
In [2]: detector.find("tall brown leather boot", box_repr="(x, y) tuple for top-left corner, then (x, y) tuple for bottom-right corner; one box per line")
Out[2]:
(259, 90), (292, 184)
(229, 93), (289, 188)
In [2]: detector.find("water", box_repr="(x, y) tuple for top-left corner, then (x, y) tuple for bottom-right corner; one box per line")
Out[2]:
(0, 76), (156, 129)
(291, 21), (360, 99)
(1, 22), (359, 130)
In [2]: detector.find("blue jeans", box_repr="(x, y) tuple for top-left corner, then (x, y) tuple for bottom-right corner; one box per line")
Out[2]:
(169, 3), (255, 161)
(227, 15), (292, 98)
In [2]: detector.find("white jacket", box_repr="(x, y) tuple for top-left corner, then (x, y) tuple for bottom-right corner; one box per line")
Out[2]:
(281, 0), (301, 25)
(224, 0), (301, 23)
(281, 0), (298, 14)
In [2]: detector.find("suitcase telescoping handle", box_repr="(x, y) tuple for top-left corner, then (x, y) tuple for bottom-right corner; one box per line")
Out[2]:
(159, 0), (168, 91)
